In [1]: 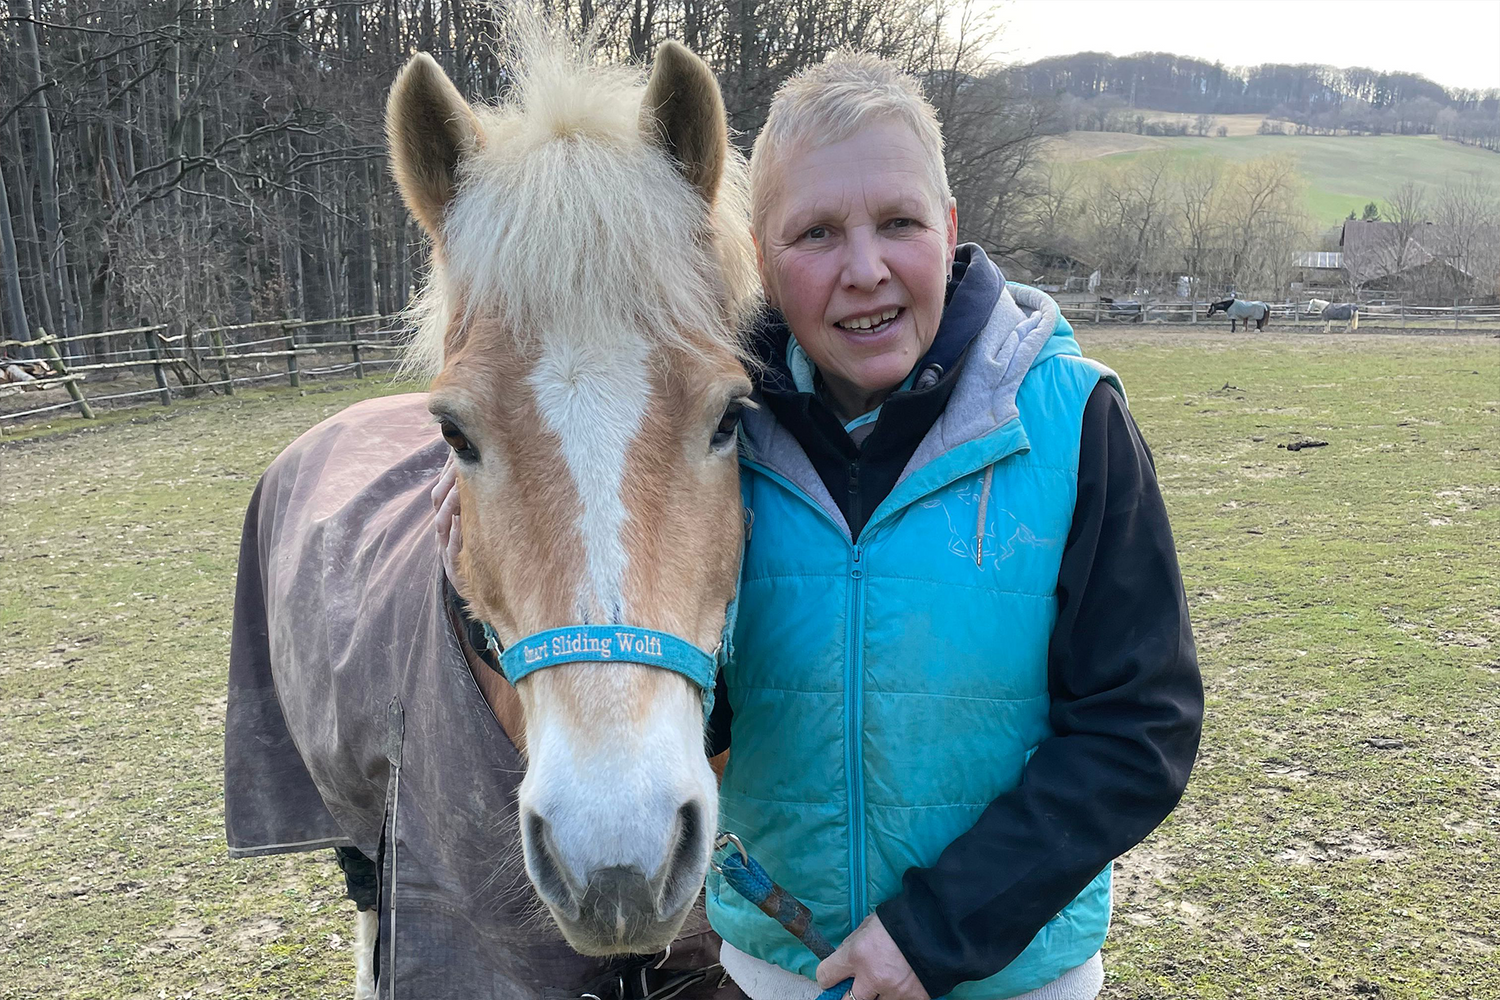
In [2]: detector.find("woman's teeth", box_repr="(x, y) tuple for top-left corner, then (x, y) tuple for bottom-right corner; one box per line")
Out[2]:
(837, 308), (900, 331)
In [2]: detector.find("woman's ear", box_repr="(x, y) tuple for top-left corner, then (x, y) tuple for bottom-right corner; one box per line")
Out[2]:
(752, 233), (779, 308)
(387, 53), (482, 243)
(947, 197), (959, 260)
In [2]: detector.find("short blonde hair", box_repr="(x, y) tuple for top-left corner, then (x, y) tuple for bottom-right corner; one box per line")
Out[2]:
(750, 52), (951, 235)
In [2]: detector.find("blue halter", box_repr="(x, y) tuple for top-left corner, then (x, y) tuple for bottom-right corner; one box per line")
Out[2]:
(478, 511), (746, 713)
(482, 618), (732, 699)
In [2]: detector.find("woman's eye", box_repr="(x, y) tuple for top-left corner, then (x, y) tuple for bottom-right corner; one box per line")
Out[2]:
(803, 225), (828, 241)
(711, 401), (745, 452)
(887, 217), (914, 230)
(439, 419), (478, 461)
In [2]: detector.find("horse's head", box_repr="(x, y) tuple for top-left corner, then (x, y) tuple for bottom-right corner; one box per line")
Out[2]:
(1206, 298), (1229, 316)
(387, 33), (758, 955)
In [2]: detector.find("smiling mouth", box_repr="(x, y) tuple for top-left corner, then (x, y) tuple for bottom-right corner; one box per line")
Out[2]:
(835, 307), (903, 333)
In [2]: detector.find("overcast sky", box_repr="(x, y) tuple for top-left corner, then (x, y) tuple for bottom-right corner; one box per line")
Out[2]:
(986, 0), (1500, 92)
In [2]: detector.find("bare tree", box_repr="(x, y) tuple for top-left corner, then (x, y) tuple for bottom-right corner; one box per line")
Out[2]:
(1374, 180), (1430, 297)
(1431, 178), (1500, 299)
(1178, 158), (1225, 287)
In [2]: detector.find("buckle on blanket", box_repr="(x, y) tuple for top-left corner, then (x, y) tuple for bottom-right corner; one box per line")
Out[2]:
(572, 956), (725, 1000)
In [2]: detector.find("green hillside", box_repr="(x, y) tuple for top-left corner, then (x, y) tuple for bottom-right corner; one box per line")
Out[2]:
(1046, 132), (1500, 225)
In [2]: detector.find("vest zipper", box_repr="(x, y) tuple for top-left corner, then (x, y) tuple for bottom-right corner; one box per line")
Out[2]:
(846, 462), (861, 539)
(845, 542), (867, 930)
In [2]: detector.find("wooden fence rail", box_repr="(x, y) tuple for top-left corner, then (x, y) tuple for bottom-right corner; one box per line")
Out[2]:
(1, 313), (412, 426)
(5, 300), (1495, 429)
(1060, 299), (1500, 329)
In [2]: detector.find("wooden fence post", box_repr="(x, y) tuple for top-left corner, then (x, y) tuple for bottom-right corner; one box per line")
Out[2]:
(143, 327), (171, 406)
(208, 323), (233, 395)
(350, 318), (365, 379)
(1400, 300), (1406, 330)
(1455, 298), (1461, 332)
(1093, 299), (1101, 323)
(37, 328), (94, 419)
(283, 322), (300, 388)
(180, 324), (198, 398)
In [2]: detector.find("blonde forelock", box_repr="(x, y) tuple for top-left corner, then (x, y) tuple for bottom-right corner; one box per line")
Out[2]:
(399, 21), (760, 379)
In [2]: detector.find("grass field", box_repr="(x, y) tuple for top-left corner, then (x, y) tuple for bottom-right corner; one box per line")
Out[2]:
(1044, 130), (1500, 225)
(2, 332), (1498, 998)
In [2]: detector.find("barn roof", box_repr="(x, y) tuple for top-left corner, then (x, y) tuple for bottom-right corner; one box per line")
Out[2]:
(1338, 219), (1456, 284)
(1294, 251), (1344, 269)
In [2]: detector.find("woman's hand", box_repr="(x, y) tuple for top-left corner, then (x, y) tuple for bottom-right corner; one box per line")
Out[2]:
(815, 914), (930, 1000)
(431, 455), (469, 600)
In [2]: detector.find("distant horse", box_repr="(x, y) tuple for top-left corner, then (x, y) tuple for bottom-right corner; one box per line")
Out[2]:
(1207, 297), (1270, 331)
(225, 27), (760, 999)
(1098, 295), (1145, 322)
(1306, 297), (1359, 332)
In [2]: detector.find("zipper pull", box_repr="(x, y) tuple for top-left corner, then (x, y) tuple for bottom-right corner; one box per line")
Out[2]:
(850, 545), (863, 579)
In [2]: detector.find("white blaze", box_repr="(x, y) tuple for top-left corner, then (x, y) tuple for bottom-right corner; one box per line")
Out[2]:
(528, 338), (651, 622)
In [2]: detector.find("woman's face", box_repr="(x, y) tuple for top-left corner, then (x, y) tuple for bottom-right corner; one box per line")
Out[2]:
(757, 120), (958, 416)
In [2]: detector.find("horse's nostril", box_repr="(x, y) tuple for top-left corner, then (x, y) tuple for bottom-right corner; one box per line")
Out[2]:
(673, 800), (703, 871)
(524, 811), (576, 909)
(657, 799), (709, 915)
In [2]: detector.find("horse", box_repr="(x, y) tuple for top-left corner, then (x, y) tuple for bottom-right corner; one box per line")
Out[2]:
(224, 27), (761, 999)
(1206, 296), (1270, 332)
(1097, 296), (1144, 322)
(1306, 297), (1359, 332)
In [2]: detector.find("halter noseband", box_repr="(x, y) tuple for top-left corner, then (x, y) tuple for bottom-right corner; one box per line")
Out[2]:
(478, 585), (739, 715)
(473, 494), (750, 714)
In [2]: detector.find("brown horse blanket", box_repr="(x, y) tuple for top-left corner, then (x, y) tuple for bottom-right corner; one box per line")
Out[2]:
(225, 393), (725, 999)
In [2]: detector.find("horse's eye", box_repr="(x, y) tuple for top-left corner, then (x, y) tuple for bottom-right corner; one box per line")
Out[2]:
(711, 401), (745, 453)
(440, 419), (477, 461)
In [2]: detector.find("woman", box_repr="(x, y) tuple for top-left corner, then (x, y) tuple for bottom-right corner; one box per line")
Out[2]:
(437, 53), (1202, 1000)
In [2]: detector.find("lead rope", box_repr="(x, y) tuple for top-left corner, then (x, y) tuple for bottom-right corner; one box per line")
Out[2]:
(713, 835), (854, 1000)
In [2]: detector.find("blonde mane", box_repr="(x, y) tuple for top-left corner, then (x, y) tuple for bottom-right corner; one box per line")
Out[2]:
(402, 30), (760, 377)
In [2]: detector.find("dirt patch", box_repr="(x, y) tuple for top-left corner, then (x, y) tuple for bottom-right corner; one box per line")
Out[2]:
(1277, 829), (1408, 866)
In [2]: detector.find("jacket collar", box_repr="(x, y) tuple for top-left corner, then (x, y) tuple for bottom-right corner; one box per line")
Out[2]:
(741, 279), (1079, 536)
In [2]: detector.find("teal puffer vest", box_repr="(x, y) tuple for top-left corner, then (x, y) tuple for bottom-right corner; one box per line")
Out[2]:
(709, 285), (1118, 999)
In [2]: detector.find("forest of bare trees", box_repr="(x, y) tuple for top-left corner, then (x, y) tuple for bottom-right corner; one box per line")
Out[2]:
(1, 0), (1059, 360)
(1023, 52), (1500, 150)
(1030, 153), (1312, 297)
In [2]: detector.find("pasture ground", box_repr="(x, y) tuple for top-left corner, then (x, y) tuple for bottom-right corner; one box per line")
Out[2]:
(1, 331), (1497, 999)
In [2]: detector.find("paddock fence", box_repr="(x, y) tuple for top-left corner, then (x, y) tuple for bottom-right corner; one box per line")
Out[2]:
(0, 313), (414, 429)
(1057, 297), (1500, 332)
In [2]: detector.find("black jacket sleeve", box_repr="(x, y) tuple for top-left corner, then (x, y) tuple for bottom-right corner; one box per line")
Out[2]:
(707, 669), (732, 757)
(876, 381), (1204, 998)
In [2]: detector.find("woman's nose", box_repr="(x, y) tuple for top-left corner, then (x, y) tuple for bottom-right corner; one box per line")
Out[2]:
(841, 229), (889, 290)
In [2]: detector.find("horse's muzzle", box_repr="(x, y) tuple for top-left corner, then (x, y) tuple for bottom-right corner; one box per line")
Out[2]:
(524, 799), (710, 955)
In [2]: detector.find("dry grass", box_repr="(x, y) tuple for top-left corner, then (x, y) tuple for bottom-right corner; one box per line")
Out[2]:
(2, 331), (1497, 998)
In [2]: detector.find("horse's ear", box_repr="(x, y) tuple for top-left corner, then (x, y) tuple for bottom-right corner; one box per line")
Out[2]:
(387, 53), (482, 242)
(640, 41), (728, 203)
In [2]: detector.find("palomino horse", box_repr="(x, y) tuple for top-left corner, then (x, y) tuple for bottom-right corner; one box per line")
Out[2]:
(1207, 296), (1271, 331)
(1306, 297), (1360, 332)
(225, 29), (759, 998)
